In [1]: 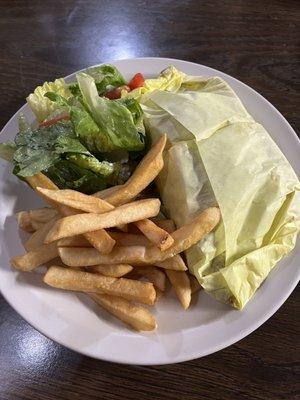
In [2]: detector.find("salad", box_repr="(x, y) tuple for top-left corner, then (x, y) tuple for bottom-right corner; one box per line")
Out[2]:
(0, 65), (147, 194)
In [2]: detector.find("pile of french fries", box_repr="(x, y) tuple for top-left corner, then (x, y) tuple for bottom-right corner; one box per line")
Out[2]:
(10, 134), (220, 331)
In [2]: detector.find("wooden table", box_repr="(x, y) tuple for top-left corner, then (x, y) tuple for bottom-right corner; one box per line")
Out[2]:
(0, 1), (299, 399)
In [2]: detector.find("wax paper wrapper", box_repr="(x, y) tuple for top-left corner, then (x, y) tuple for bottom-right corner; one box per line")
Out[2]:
(136, 66), (300, 309)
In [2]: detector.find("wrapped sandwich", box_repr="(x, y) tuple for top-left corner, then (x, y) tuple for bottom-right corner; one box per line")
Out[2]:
(129, 66), (300, 309)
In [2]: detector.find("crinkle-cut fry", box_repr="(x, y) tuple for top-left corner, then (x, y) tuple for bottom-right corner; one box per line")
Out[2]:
(26, 173), (115, 255)
(43, 266), (156, 305)
(58, 235), (92, 247)
(25, 218), (59, 251)
(134, 266), (166, 292)
(29, 208), (58, 224)
(45, 199), (161, 243)
(152, 219), (176, 233)
(190, 275), (202, 294)
(166, 270), (191, 310)
(95, 133), (167, 206)
(16, 211), (34, 232)
(10, 243), (59, 272)
(89, 264), (133, 278)
(36, 187), (114, 214)
(89, 293), (157, 331)
(109, 232), (151, 247)
(58, 208), (220, 267)
(135, 219), (174, 251)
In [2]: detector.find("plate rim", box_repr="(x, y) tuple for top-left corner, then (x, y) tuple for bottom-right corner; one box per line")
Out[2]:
(0, 57), (299, 365)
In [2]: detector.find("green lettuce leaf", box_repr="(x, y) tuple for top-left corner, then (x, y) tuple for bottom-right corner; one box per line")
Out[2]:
(45, 160), (107, 194)
(27, 79), (72, 122)
(69, 64), (126, 96)
(66, 154), (117, 177)
(11, 117), (118, 190)
(13, 120), (83, 177)
(77, 73), (145, 152)
(44, 91), (112, 153)
(45, 91), (146, 154)
(0, 142), (17, 162)
(116, 97), (145, 135)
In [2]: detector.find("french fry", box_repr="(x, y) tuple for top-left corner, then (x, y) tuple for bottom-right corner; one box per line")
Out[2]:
(45, 199), (161, 243)
(166, 270), (191, 309)
(25, 218), (59, 251)
(89, 293), (156, 331)
(10, 243), (59, 272)
(43, 266), (156, 305)
(29, 208), (58, 224)
(58, 235), (91, 247)
(155, 255), (187, 271)
(26, 173), (58, 191)
(58, 207), (220, 266)
(26, 173), (115, 255)
(84, 230), (116, 254)
(90, 264), (133, 278)
(59, 246), (148, 267)
(190, 275), (202, 294)
(94, 185), (123, 199)
(36, 185), (167, 245)
(153, 219), (176, 233)
(26, 174), (78, 218)
(155, 289), (164, 302)
(36, 187), (139, 234)
(135, 267), (166, 291)
(135, 219), (174, 251)
(59, 247), (187, 271)
(30, 219), (47, 231)
(152, 207), (221, 261)
(95, 134), (167, 206)
(109, 232), (151, 247)
(16, 211), (35, 232)
(116, 224), (128, 233)
(36, 187), (114, 214)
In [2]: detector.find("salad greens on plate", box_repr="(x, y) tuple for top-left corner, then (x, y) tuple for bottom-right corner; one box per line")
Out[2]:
(0, 65), (146, 193)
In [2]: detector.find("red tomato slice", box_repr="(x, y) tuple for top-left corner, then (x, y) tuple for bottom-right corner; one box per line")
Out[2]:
(105, 85), (130, 100)
(39, 115), (70, 127)
(128, 73), (145, 90)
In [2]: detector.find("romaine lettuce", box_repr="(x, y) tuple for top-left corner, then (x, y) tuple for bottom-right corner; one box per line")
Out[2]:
(27, 79), (72, 122)
(77, 73), (145, 152)
(69, 64), (126, 96)
(0, 142), (16, 162)
(45, 160), (107, 194)
(5, 116), (118, 192)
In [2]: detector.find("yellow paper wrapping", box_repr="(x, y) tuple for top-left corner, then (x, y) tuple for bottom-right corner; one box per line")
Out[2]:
(137, 67), (300, 309)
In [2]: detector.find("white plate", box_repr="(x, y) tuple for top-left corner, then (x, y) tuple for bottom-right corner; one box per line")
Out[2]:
(0, 58), (299, 365)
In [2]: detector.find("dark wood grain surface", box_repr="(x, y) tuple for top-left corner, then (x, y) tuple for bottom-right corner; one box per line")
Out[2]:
(0, 1), (299, 399)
